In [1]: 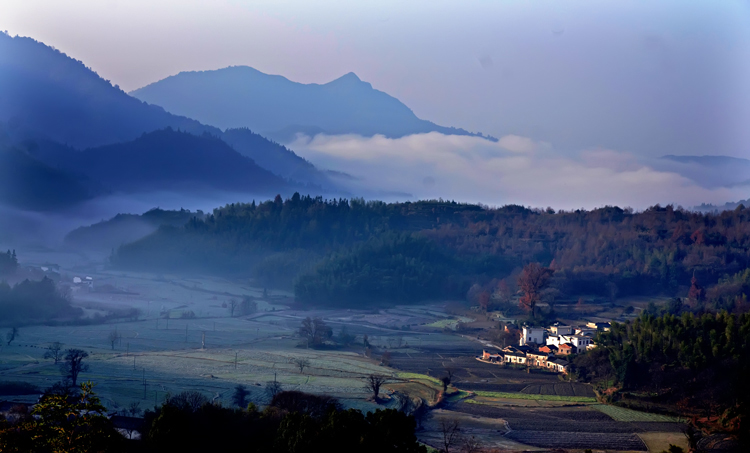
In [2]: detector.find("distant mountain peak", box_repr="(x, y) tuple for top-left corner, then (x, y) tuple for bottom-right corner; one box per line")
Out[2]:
(330, 72), (362, 83)
(131, 66), (484, 141)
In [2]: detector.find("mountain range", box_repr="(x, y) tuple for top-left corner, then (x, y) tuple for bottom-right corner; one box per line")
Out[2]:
(130, 66), (490, 143)
(659, 154), (750, 189)
(0, 33), (336, 211)
(26, 128), (287, 193)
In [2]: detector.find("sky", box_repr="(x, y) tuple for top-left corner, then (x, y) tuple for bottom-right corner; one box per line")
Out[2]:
(2, 0), (750, 209)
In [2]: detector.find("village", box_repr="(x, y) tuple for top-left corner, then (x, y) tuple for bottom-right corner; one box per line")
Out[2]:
(477, 321), (611, 374)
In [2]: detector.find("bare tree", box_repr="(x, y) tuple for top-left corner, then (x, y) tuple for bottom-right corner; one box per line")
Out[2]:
(461, 435), (481, 453)
(228, 299), (238, 317)
(108, 330), (119, 350)
(364, 375), (387, 400)
(126, 401), (141, 417)
(439, 418), (461, 453)
(381, 351), (392, 366)
(265, 379), (283, 400)
(60, 349), (89, 386)
(441, 367), (455, 393)
(232, 384), (249, 408)
(292, 357), (311, 374)
(43, 342), (64, 364)
(167, 391), (209, 412)
(517, 262), (554, 318)
(6, 327), (19, 345)
(336, 325), (356, 346)
(298, 317), (332, 347)
(239, 297), (257, 316)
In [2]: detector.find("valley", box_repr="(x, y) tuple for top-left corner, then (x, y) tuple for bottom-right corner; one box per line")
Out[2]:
(0, 249), (689, 452)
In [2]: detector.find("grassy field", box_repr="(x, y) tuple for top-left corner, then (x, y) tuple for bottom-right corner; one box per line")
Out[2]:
(473, 390), (597, 403)
(638, 432), (689, 453)
(396, 372), (443, 386)
(0, 249), (686, 452)
(594, 404), (685, 422)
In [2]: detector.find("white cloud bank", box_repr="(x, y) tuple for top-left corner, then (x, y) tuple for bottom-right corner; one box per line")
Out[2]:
(290, 132), (746, 210)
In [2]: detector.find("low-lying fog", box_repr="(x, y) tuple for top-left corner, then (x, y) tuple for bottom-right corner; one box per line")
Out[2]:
(290, 132), (750, 211)
(0, 189), (303, 249)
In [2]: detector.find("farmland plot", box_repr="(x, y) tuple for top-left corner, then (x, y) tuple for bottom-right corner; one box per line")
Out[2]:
(594, 404), (685, 422)
(520, 382), (596, 398)
(505, 431), (647, 451)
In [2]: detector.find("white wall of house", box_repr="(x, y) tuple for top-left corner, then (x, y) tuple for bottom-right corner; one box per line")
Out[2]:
(520, 326), (545, 346)
(550, 325), (574, 335)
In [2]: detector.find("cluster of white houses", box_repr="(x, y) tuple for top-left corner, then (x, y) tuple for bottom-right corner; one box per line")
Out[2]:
(478, 322), (610, 374)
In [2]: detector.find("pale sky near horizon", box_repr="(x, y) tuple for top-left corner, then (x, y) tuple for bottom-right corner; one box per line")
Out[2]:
(2, 0), (750, 161)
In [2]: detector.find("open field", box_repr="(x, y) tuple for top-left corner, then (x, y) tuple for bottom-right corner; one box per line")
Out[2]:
(0, 249), (690, 452)
(594, 404), (686, 422)
(638, 432), (690, 453)
(473, 390), (596, 403)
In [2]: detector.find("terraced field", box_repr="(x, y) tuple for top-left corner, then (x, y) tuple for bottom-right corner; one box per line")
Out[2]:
(521, 382), (595, 398)
(594, 404), (685, 422)
(0, 254), (690, 452)
(473, 390), (596, 403)
(505, 431), (647, 451)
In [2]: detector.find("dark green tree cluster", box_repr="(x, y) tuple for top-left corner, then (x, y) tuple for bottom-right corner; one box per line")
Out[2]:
(574, 311), (750, 439)
(113, 196), (750, 306)
(1, 385), (427, 453)
(143, 390), (426, 453)
(294, 234), (508, 305)
(0, 277), (80, 326)
(0, 249), (17, 276)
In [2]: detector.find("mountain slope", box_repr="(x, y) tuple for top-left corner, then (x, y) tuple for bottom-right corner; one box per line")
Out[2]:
(130, 66), (487, 141)
(0, 33), (336, 189)
(0, 33), (222, 149)
(661, 155), (750, 168)
(221, 128), (330, 187)
(658, 154), (750, 189)
(28, 128), (288, 193)
(0, 145), (96, 210)
(65, 208), (202, 250)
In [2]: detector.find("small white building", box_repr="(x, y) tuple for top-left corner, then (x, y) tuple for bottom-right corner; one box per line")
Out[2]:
(575, 326), (597, 336)
(549, 325), (574, 335)
(520, 326), (545, 346)
(568, 335), (593, 353)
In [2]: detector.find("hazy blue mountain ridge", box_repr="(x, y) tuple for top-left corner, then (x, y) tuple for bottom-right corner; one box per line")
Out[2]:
(65, 208), (203, 250)
(0, 145), (97, 210)
(0, 33), (335, 201)
(0, 33), (221, 149)
(130, 66), (490, 141)
(27, 128), (288, 193)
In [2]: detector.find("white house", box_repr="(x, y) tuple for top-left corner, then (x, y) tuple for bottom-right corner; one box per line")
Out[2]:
(568, 335), (593, 353)
(575, 326), (597, 336)
(549, 325), (574, 335)
(520, 326), (545, 346)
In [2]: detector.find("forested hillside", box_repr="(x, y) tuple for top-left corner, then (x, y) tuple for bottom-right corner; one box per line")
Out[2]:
(574, 311), (750, 441)
(65, 208), (204, 251)
(112, 195), (750, 308)
(0, 145), (99, 210)
(29, 128), (288, 193)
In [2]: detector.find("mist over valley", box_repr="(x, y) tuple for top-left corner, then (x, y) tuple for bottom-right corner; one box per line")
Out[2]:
(0, 3), (749, 451)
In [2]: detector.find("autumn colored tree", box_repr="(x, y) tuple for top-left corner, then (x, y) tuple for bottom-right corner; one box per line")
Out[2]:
(477, 291), (490, 312)
(496, 279), (512, 304)
(517, 263), (554, 318)
(688, 274), (704, 302)
(0, 382), (121, 452)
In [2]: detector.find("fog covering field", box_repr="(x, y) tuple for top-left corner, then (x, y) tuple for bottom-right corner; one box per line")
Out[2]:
(0, 248), (689, 452)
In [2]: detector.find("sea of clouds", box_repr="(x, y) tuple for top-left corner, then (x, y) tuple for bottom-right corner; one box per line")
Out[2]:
(290, 132), (747, 210)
